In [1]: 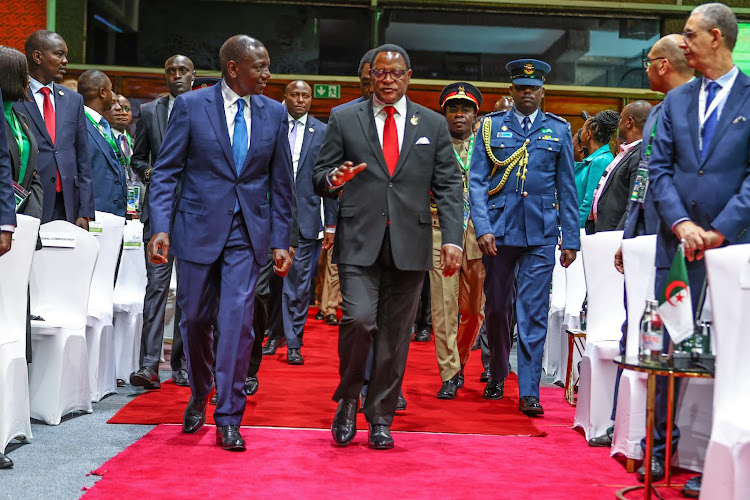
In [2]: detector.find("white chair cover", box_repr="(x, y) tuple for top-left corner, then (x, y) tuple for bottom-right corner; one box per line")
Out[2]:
(701, 244), (750, 499)
(113, 220), (147, 382)
(543, 248), (566, 378)
(86, 211), (125, 402)
(28, 221), (97, 425)
(0, 215), (40, 453)
(574, 230), (624, 440)
(612, 235), (713, 472)
(556, 228), (588, 385)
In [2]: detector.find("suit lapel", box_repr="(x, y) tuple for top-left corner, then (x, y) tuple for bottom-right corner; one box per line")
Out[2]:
(87, 120), (121, 176)
(601, 144), (639, 195)
(394, 99), (419, 177)
(507, 110), (525, 138)
(19, 88), (53, 146)
(156, 96), (169, 137)
(245, 95), (265, 172)
(685, 79), (702, 164)
(19, 112), (38, 187)
(205, 83), (234, 170)
(527, 112), (546, 137)
(356, 99), (389, 176)
(297, 118), (314, 172)
(703, 71), (750, 163)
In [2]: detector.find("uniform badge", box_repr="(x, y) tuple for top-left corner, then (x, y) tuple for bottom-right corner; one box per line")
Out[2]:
(523, 63), (535, 76)
(501, 132), (513, 137)
(410, 115), (419, 126)
(541, 127), (552, 134)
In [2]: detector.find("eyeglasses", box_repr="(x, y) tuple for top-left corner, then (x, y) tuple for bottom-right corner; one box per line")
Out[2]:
(642, 57), (666, 69)
(369, 69), (407, 81)
(681, 29), (707, 42)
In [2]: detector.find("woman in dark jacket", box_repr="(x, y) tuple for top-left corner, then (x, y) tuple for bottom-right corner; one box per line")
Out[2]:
(0, 46), (44, 219)
(0, 45), (45, 371)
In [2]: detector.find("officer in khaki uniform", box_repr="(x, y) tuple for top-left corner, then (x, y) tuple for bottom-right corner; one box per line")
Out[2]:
(430, 83), (486, 399)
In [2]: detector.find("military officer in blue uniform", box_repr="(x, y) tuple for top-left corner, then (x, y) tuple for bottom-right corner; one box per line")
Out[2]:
(469, 59), (579, 416)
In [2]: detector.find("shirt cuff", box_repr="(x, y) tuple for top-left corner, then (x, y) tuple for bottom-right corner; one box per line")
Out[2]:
(326, 171), (344, 190)
(325, 226), (336, 234)
(0, 225), (15, 233)
(442, 243), (463, 252)
(671, 217), (690, 231)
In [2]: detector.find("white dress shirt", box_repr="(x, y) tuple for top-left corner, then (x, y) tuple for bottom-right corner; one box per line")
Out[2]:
(699, 65), (739, 125)
(28, 76), (56, 116)
(220, 80), (251, 150)
(288, 113), (307, 178)
(372, 95), (407, 151)
(167, 94), (176, 119)
(512, 108), (539, 129)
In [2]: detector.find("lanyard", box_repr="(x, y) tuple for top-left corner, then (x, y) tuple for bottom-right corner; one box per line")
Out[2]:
(644, 116), (659, 158)
(453, 135), (474, 172)
(698, 77), (732, 130)
(6, 112), (24, 161)
(84, 111), (127, 166)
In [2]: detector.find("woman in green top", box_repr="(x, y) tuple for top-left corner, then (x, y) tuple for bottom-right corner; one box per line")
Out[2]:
(0, 46), (43, 220)
(575, 110), (619, 228)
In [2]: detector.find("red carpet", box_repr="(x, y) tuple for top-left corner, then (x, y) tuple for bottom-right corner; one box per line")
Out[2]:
(109, 310), (546, 437)
(85, 425), (696, 499)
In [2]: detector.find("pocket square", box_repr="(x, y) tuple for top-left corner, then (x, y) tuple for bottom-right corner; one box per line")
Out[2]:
(415, 137), (431, 145)
(733, 116), (746, 124)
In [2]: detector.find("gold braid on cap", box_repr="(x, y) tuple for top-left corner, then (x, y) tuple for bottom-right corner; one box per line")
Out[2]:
(482, 117), (530, 196)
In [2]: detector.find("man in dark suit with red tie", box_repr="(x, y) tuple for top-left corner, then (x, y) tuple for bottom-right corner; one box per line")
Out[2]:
(313, 44), (463, 450)
(15, 30), (94, 228)
(148, 35), (293, 451)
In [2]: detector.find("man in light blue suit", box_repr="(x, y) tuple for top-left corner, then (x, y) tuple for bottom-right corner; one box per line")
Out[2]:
(147, 35), (293, 451)
(469, 59), (579, 416)
(78, 70), (128, 217)
(640, 3), (750, 489)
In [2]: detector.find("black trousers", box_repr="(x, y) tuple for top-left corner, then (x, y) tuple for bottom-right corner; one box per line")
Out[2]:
(334, 230), (425, 426)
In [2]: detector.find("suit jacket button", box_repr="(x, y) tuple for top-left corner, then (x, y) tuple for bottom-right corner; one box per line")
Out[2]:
(388, 182), (393, 188)
(698, 170), (704, 176)
(500, 144), (505, 149)
(381, 212), (386, 216)
(229, 209), (234, 215)
(53, 149), (58, 154)
(115, 180), (120, 184)
(50, 177), (56, 183)
(691, 200), (696, 206)
(522, 191), (528, 197)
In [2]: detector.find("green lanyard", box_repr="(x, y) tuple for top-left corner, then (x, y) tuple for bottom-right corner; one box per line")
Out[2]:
(453, 135), (475, 172)
(644, 116), (659, 158)
(6, 111), (24, 162)
(84, 111), (127, 166)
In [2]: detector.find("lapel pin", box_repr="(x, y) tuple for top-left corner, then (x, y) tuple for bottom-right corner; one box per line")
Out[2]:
(308, 127), (314, 133)
(733, 116), (746, 124)
(410, 115), (419, 126)
(501, 126), (508, 131)
(58, 90), (64, 96)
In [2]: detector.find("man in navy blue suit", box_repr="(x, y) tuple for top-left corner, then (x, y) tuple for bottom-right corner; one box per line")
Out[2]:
(276, 80), (334, 365)
(147, 35), (293, 451)
(78, 70), (128, 217)
(15, 30), (94, 228)
(469, 59), (580, 416)
(642, 3), (750, 489)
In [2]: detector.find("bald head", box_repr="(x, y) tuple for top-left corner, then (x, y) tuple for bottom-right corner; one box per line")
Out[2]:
(284, 80), (312, 120)
(219, 35), (264, 76)
(618, 100), (653, 143)
(494, 97), (514, 113)
(652, 34), (692, 76)
(164, 54), (195, 97)
(623, 100), (652, 130)
(219, 35), (270, 97)
(77, 70), (114, 113)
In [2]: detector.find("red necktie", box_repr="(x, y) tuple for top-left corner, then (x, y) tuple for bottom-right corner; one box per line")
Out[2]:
(382, 106), (399, 176)
(40, 87), (61, 192)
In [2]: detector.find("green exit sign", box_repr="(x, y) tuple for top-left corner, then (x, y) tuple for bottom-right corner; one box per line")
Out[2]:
(314, 84), (340, 99)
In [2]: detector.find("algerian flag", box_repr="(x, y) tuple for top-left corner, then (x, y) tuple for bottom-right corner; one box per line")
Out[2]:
(657, 245), (694, 343)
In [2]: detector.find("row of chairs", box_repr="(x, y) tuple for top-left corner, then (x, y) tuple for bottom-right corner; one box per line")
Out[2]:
(1, 214), (149, 456)
(545, 229), (749, 498)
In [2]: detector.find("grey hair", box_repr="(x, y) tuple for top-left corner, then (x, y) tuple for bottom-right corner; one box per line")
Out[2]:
(692, 2), (738, 50)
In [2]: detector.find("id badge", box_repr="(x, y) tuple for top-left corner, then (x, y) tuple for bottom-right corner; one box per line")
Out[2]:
(127, 185), (140, 214)
(463, 189), (470, 229)
(630, 159), (649, 204)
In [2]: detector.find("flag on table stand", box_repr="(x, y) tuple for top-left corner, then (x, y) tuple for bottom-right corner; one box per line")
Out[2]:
(657, 245), (693, 343)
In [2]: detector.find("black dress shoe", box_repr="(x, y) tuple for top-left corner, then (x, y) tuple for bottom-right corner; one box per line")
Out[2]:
(479, 368), (491, 383)
(636, 457), (665, 483)
(262, 337), (285, 355)
(412, 328), (431, 342)
(368, 424), (394, 450)
(0, 452), (13, 469)
(518, 396), (544, 416)
(172, 369), (189, 387)
(457, 366), (465, 389)
(243, 376), (259, 396)
(287, 348), (304, 365)
(182, 394), (209, 433)
(358, 392), (366, 413)
(130, 366), (161, 389)
(331, 399), (357, 446)
(437, 373), (460, 399)
(588, 425), (614, 447)
(117, 378), (126, 387)
(315, 310), (325, 321)
(216, 425), (246, 451)
(324, 314), (339, 326)
(682, 475), (701, 498)
(210, 392), (218, 405)
(483, 378), (505, 399)
(396, 390), (407, 411)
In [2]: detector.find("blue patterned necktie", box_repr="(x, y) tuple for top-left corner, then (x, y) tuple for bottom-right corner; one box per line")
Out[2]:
(99, 117), (114, 141)
(701, 81), (720, 160)
(233, 98), (248, 174)
(522, 116), (531, 135)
